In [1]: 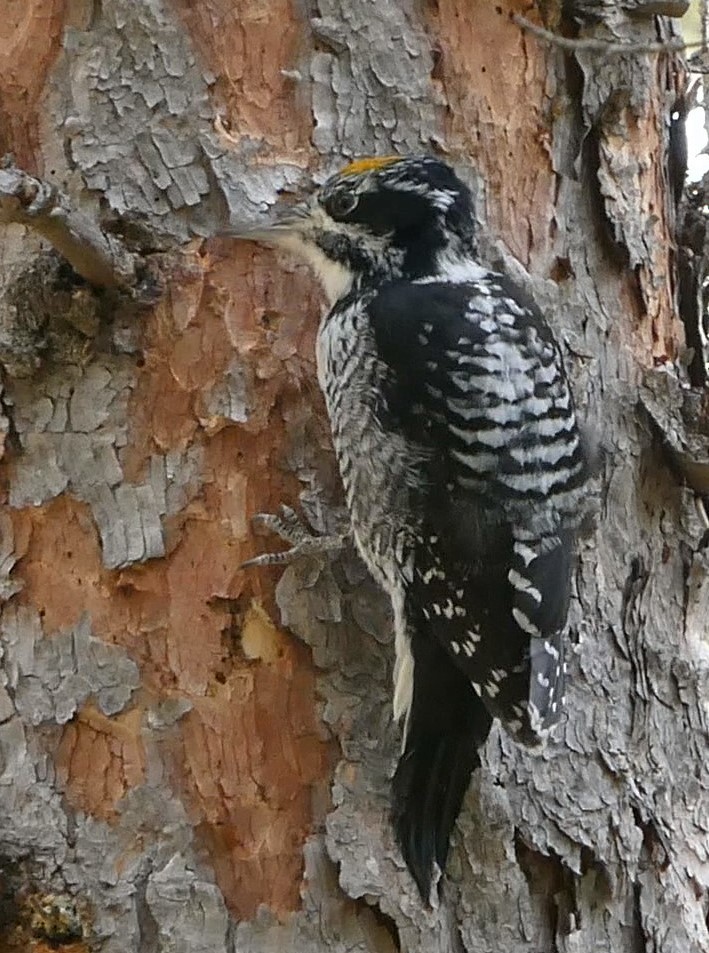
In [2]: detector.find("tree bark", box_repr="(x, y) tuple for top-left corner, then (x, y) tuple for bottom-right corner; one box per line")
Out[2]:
(0, 2), (706, 952)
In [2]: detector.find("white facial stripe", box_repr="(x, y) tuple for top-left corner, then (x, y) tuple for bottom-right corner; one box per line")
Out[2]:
(303, 244), (353, 303)
(272, 204), (396, 304)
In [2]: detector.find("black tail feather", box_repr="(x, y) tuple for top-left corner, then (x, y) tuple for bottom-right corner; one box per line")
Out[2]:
(391, 634), (493, 901)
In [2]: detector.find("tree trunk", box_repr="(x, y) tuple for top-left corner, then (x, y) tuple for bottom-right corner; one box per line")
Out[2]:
(0, 2), (705, 952)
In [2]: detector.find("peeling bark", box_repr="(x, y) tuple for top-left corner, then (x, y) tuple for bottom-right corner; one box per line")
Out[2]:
(0, 1), (707, 952)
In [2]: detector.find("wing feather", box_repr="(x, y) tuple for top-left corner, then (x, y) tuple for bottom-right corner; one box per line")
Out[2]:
(369, 276), (585, 739)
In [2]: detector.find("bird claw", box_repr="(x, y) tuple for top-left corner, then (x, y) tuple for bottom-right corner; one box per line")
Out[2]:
(241, 504), (350, 568)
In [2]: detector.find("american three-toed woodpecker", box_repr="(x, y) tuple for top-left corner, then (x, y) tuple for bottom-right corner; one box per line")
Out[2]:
(237, 155), (588, 901)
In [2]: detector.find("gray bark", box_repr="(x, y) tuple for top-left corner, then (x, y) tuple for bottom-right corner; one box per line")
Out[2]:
(0, 2), (706, 952)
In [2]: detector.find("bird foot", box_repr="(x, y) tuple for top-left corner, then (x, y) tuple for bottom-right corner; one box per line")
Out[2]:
(241, 504), (350, 568)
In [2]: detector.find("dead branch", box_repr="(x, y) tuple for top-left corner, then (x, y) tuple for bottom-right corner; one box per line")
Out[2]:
(0, 161), (139, 291)
(513, 14), (686, 57)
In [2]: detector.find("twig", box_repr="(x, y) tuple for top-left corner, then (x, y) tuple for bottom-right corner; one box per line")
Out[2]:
(0, 161), (139, 291)
(513, 14), (686, 56)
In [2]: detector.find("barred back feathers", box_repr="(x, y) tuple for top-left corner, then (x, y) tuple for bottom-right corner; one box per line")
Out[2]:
(237, 155), (588, 902)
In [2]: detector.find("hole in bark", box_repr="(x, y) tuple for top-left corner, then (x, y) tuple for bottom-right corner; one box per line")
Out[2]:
(631, 880), (645, 953)
(631, 806), (671, 873)
(430, 44), (444, 81)
(352, 895), (401, 952)
(549, 257), (574, 283)
(514, 830), (578, 939)
(135, 873), (159, 953)
(578, 844), (614, 900)
(209, 593), (255, 681)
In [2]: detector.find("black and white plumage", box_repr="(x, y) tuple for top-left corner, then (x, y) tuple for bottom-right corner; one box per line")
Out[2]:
(235, 155), (588, 901)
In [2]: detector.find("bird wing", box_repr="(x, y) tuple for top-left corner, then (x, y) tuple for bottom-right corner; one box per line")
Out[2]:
(369, 274), (586, 737)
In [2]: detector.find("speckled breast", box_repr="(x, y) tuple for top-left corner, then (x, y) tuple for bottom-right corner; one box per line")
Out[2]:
(315, 299), (419, 592)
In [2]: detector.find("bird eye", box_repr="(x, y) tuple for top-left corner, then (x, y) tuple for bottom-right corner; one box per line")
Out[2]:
(326, 190), (359, 220)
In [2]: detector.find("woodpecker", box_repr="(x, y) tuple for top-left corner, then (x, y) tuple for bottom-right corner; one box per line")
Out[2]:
(234, 155), (588, 901)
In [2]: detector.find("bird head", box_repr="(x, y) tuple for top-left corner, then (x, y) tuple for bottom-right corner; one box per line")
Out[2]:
(231, 155), (477, 303)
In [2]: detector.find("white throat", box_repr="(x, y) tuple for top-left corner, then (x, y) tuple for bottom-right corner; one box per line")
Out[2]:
(303, 246), (354, 304)
(278, 233), (354, 305)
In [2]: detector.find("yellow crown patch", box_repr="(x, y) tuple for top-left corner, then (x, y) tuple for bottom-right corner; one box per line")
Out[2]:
(338, 156), (402, 177)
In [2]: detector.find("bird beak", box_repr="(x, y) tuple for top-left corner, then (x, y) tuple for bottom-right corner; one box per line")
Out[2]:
(224, 201), (312, 245)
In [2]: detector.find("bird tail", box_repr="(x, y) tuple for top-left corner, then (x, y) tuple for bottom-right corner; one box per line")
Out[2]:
(391, 631), (492, 902)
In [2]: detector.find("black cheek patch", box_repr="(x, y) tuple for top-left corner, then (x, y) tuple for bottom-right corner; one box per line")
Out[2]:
(314, 230), (376, 273)
(349, 189), (435, 235)
(316, 230), (349, 259)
